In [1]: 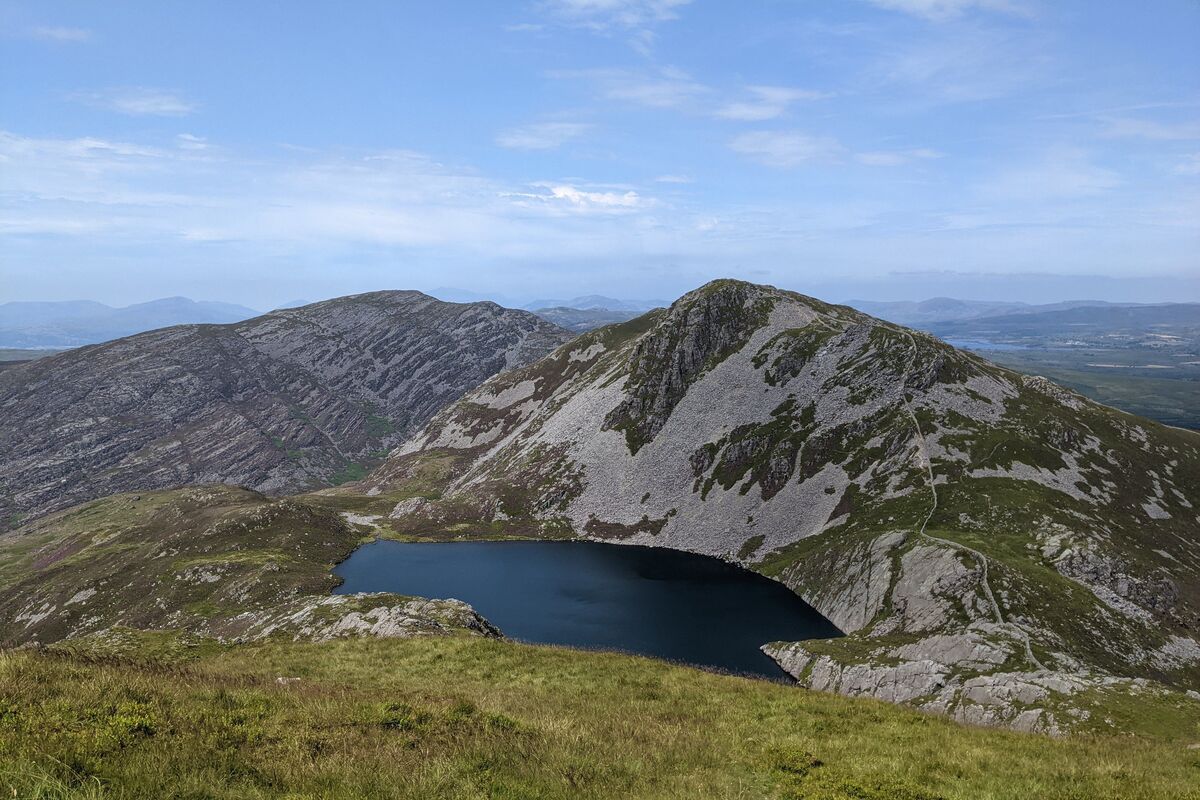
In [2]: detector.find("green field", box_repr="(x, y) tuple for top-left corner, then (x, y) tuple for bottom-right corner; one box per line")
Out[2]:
(2, 632), (1199, 800)
(968, 347), (1200, 430)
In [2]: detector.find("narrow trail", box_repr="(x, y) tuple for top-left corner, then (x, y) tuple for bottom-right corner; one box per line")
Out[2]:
(899, 332), (1047, 673)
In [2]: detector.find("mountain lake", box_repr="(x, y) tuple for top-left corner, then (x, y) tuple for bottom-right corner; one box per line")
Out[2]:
(334, 540), (843, 679)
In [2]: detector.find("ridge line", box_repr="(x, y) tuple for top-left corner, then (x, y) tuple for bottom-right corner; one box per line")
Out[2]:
(899, 331), (1047, 673)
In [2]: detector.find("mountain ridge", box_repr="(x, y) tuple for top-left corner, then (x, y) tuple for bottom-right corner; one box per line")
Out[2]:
(0, 296), (263, 347)
(0, 291), (570, 528)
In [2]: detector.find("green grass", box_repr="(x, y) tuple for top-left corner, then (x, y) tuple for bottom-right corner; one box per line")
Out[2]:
(3, 635), (1199, 800)
(981, 349), (1200, 430)
(329, 462), (370, 486)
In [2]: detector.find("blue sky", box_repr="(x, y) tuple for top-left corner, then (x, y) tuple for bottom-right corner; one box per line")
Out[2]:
(2, 0), (1198, 308)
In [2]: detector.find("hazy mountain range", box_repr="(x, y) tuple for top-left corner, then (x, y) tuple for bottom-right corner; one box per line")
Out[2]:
(0, 297), (261, 348)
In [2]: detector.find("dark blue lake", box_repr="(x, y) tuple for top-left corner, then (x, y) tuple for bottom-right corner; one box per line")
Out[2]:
(333, 540), (842, 679)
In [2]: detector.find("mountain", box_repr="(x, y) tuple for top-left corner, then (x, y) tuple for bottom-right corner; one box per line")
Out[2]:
(924, 302), (1200, 343)
(364, 279), (1200, 732)
(0, 296), (262, 347)
(846, 297), (1030, 325)
(525, 295), (667, 313)
(0, 291), (570, 528)
(845, 298), (1135, 327)
(531, 305), (644, 332)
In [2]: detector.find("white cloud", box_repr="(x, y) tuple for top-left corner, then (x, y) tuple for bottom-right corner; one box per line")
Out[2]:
(28, 25), (92, 42)
(496, 122), (590, 150)
(977, 149), (1120, 202)
(555, 67), (708, 109)
(728, 131), (842, 167)
(540, 0), (691, 30)
(536, 0), (691, 53)
(1175, 153), (1200, 176)
(715, 86), (830, 121)
(176, 134), (209, 151)
(0, 129), (665, 262)
(864, 0), (1024, 20)
(1101, 117), (1200, 141)
(506, 183), (646, 213)
(875, 26), (1048, 104)
(856, 148), (941, 166)
(73, 87), (196, 117)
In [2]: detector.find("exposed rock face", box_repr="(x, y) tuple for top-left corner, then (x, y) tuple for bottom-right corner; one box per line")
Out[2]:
(221, 593), (502, 642)
(371, 278), (1200, 731)
(0, 292), (570, 528)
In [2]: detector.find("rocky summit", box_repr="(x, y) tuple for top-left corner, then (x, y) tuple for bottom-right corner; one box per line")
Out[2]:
(368, 279), (1200, 733)
(0, 291), (569, 529)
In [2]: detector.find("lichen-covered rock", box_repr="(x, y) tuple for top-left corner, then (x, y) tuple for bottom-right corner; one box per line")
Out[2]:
(219, 593), (502, 642)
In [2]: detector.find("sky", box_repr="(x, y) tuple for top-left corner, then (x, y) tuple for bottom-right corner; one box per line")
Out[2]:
(2, 0), (1199, 308)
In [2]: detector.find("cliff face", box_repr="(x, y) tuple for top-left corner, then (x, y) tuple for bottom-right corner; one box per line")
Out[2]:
(0, 291), (570, 528)
(370, 279), (1200, 731)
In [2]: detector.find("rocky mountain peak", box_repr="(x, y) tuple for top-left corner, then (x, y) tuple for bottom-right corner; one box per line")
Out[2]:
(371, 278), (1200, 731)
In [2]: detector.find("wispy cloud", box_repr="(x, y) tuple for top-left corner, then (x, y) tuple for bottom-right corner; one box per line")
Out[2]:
(27, 25), (92, 42)
(0, 130), (659, 253)
(1100, 117), (1200, 141)
(496, 122), (591, 150)
(554, 67), (708, 109)
(856, 148), (941, 166)
(728, 131), (842, 167)
(72, 87), (197, 117)
(507, 182), (647, 213)
(715, 86), (830, 121)
(535, 0), (691, 53)
(977, 149), (1120, 202)
(864, 0), (1025, 21)
(176, 134), (210, 151)
(1175, 153), (1200, 176)
(654, 174), (692, 183)
(540, 0), (691, 30)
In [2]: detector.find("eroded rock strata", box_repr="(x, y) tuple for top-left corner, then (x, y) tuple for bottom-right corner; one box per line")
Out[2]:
(0, 292), (569, 528)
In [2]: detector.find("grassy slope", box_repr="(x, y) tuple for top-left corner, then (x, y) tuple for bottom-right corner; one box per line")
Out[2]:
(0, 486), (367, 646)
(2, 633), (1199, 800)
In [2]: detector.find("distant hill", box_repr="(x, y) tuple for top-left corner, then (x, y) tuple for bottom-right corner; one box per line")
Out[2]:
(925, 302), (1200, 342)
(532, 306), (643, 332)
(0, 297), (262, 347)
(845, 297), (1130, 327)
(525, 295), (667, 313)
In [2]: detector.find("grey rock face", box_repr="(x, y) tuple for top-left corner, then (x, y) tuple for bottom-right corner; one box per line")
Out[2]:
(0, 291), (569, 528)
(220, 593), (503, 642)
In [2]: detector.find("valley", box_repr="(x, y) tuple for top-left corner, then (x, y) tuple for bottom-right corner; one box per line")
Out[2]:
(1, 279), (1198, 797)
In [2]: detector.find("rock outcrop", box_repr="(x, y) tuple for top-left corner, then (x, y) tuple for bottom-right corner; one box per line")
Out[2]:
(0, 291), (570, 528)
(221, 593), (502, 642)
